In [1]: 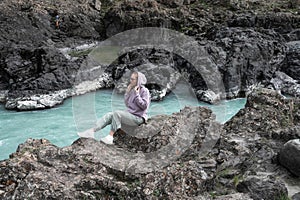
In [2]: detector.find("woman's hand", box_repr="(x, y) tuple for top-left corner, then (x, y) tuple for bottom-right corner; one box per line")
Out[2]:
(126, 84), (133, 93)
(135, 86), (140, 94)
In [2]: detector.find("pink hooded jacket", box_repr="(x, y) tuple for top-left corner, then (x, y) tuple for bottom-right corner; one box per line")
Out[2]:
(124, 72), (150, 121)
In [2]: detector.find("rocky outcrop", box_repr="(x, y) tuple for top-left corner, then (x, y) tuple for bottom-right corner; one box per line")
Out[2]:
(281, 41), (300, 81)
(208, 27), (286, 98)
(105, 44), (223, 103)
(0, 46), (79, 92)
(0, 106), (223, 199)
(0, 0), (105, 110)
(211, 89), (300, 198)
(4, 73), (113, 110)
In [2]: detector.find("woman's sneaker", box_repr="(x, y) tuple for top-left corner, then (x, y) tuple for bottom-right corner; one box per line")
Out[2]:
(77, 128), (95, 139)
(100, 135), (114, 145)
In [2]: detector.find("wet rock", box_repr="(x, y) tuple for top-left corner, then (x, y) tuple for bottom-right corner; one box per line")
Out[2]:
(4, 72), (113, 111)
(1, 0), (299, 111)
(0, 0), (104, 110)
(196, 89), (220, 104)
(279, 139), (300, 177)
(5, 90), (69, 110)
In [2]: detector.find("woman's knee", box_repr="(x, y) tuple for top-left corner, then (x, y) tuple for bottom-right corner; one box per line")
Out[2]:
(102, 112), (113, 120)
(112, 110), (123, 118)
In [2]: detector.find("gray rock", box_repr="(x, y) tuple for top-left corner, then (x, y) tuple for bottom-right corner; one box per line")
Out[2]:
(0, 90), (8, 103)
(0, 106), (222, 199)
(270, 71), (300, 97)
(215, 89), (300, 199)
(16, 100), (40, 110)
(211, 27), (285, 99)
(236, 176), (288, 200)
(279, 139), (300, 177)
(114, 63), (181, 101)
(93, 0), (101, 11)
(214, 193), (253, 200)
(281, 41), (300, 81)
(292, 192), (300, 200)
(196, 89), (221, 104)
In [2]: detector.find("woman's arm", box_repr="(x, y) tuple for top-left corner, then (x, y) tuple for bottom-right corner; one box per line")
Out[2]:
(124, 85), (133, 107)
(133, 88), (150, 110)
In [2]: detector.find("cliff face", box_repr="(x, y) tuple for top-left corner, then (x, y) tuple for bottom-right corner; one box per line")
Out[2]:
(0, 89), (299, 199)
(0, 0), (300, 110)
(0, 0), (104, 108)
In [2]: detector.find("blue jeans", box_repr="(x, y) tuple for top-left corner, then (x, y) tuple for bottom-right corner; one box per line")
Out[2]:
(94, 110), (144, 132)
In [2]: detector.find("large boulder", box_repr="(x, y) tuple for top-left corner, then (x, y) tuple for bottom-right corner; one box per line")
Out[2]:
(278, 139), (300, 177)
(270, 71), (300, 97)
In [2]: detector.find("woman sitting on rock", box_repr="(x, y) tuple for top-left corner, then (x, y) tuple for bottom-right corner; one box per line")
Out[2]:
(78, 71), (150, 144)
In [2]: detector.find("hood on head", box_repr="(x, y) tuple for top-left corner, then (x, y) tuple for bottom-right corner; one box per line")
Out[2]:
(137, 72), (147, 87)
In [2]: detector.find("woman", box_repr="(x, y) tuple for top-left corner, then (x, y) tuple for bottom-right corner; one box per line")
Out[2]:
(78, 71), (150, 144)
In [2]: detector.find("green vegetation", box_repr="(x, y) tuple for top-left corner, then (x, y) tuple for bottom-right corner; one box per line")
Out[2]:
(68, 45), (121, 65)
(153, 189), (160, 197)
(68, 49), (93, 57)
(180, 26), (193, 33)
(189, 0), (210, 10)
(82, 156), (91, 164)
(275, 193), (291, 200)
(216, 168), (230, 178)
(232, 175), (242, 188)
(209, 191), (217, 198)
(126, 179), (141, 189)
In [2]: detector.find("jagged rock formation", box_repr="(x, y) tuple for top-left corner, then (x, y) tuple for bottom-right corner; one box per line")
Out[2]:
(0, 0), (107, 110)
(212, 88), (300, 198)
(0, 106), (223, 199)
